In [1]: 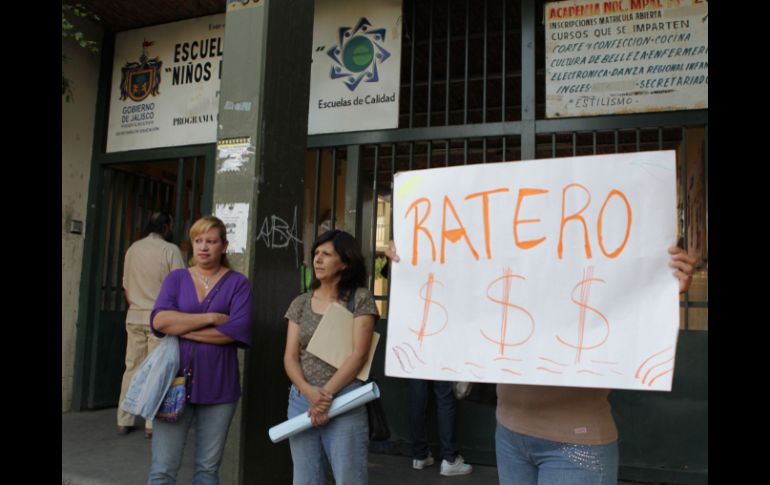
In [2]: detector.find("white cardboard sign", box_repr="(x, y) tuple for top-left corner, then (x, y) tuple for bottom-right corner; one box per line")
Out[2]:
(385, 151), (680, 391)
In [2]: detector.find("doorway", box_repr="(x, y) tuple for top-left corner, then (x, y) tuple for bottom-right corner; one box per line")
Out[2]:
(81, 156), (207, 409)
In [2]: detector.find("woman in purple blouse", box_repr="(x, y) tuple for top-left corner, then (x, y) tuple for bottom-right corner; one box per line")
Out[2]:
(148, 216), (253, 485)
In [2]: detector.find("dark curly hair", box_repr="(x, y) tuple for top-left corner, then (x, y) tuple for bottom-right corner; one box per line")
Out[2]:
(310, 230), (367, 302)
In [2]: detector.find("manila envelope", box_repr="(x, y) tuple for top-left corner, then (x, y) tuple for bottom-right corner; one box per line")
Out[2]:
(306, 302), (380, 382)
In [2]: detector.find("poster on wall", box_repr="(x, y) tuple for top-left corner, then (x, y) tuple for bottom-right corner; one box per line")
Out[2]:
(545, 0), (708, 118)
(385, 151), (681, 391)
(106, 14), (225, 153)
(215, 202), (249, 254)
(307, 0), (403, 135)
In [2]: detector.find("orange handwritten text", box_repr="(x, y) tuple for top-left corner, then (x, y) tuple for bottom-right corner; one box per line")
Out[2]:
(466, 188), (510, 259)
(403, 185), (633, 265)
(558, 184), (593, 260)
(406, 198), (436, 265)
(481, 268), (535, 355)
(441, 195), (480, 264)
(514, 188), (549, 250)
(598, 190), (632, 258)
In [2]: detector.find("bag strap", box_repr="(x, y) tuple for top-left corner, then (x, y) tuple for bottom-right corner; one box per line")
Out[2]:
(346, 289), (378, 384)
(345, 288), (356, 313)
(202, 269), (235, 311)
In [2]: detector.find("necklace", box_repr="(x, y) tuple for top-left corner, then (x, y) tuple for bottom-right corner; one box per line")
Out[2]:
(194, 268), (221, 289)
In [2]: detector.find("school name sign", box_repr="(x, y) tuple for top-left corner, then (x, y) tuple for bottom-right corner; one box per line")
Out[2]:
(545, 0), (708, 118)
(385, 151), (681, 391)
(106, 15), (225, 153)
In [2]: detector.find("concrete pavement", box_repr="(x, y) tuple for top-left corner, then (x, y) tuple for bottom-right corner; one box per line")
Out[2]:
(62, 407), (497, 484)
(63, 407), (656, 484)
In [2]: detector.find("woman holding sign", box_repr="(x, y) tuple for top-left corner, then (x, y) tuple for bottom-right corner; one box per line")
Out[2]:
(385, 240), (696, 485)
(283, 229), (380, 485)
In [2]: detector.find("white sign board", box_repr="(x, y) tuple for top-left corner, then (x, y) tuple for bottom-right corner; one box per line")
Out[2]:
(215, 203), (250, 254)
(307, 0), (403, 135)
(545, 0), (708, 118)
(385, 151), (680, 391)
(106, 15), (225, 152)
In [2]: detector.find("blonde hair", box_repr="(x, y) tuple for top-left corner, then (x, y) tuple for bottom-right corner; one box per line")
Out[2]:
(189, 216), (230, 268)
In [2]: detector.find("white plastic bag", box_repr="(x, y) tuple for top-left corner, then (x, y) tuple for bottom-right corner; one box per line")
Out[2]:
(120, 335), (180, 421)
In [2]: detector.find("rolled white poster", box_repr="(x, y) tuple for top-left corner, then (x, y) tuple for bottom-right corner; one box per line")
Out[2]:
(269, 381), (381, 443)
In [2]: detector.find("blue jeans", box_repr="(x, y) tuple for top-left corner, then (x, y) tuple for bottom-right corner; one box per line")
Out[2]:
(148, 401), (238, 485)
(287, 382), (369, 485)
(408, 379), (458, 462)
(495, 422), (618, 485)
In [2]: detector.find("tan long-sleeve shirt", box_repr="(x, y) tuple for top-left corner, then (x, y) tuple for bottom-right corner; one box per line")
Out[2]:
(122, 233), (185, 324)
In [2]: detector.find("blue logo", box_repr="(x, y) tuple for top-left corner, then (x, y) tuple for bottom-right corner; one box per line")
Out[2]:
(119, 40), (162, 102)
(327, 17), (391, 92)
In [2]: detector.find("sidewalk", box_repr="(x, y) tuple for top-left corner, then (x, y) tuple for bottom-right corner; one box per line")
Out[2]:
(63, 408), (654, 484)
(62, 407), (497, 485)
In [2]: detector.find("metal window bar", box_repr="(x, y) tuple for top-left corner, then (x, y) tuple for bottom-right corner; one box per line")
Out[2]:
(174, 158), (186, 244)
(183, 157), (200, 229)
(114, 173), (131, 310)
(410, 0), (416, 128)
(427, 0), (433, 128)
(464, 0), (469, 126)
(681, 127), (689, 330)
(501, 0), (506, 123)
(445, 0), (451, 127)
(331, 148), (338, 230)
(369, 145), (380, 291)
(100, 169), (116, 310)
(704, 124), (708, 242)
(313, 149), (322, 236)
(385, 144), (397, 316)
(483, 0), (488, 124)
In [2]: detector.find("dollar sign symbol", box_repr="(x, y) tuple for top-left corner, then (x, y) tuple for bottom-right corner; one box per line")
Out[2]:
(410, 272), (448, 346)
(556, 266), (610, 364)
(481, 267), (535, 355)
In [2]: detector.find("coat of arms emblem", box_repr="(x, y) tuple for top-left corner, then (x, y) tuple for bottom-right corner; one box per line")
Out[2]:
(119, 40), (162, 102)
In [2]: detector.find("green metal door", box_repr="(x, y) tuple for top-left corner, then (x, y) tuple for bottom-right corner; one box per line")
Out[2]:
(83, 157), (206, 409)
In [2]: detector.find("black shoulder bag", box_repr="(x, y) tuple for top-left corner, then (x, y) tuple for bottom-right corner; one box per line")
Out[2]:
(346, 292), (391, 441)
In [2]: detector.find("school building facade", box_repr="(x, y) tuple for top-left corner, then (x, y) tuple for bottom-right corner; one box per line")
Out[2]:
(62, 1), (707, 483)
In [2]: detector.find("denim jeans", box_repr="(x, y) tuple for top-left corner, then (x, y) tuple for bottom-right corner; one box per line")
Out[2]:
(287, 382), (369, 485)
(408, 379), (458, 462)
(495, 422), (618, 485)
(148, 401), (238, 485)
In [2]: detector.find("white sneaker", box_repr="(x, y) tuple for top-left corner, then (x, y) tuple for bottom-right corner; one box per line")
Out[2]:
(412, 453), (435, 470)
(440, 455), (473, 476)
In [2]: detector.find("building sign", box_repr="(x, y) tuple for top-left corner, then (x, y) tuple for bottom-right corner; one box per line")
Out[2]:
(386, 151), (681, 391)
(545, 0), (707, 118)
(106, 15), (225, 153)
(307, 0), (403, 135)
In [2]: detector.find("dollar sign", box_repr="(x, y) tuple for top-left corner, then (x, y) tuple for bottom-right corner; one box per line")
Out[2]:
(481, 267), (535, 355)
(410, 272), (448, 346)
(556, 266), (610, 364)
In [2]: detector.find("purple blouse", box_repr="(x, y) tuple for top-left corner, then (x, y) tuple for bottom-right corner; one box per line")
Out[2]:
(151, 268), (253, 405)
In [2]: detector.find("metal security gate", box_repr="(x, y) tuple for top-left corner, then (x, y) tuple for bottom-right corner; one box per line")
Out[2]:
(82, 157), (206, 409)
(302, 0), (707, 483)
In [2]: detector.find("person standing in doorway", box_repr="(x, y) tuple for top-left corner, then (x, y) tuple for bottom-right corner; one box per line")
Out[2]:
(117, 212), (185, 439)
